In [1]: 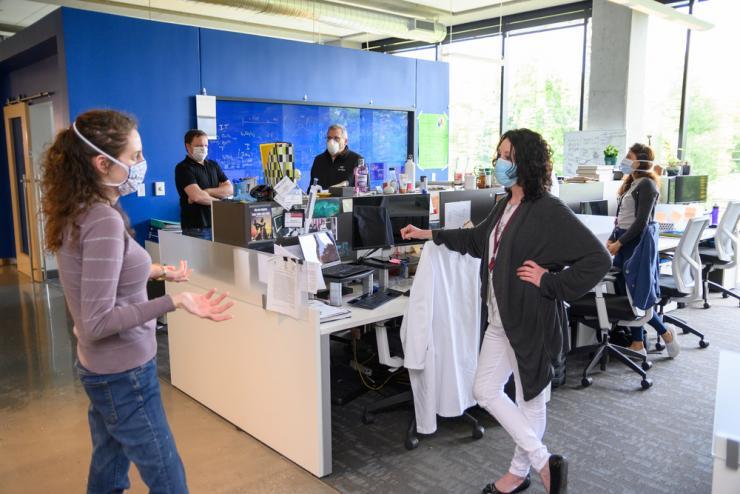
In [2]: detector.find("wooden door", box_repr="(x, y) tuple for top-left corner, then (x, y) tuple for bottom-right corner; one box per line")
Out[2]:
(4, 102), (44, 282)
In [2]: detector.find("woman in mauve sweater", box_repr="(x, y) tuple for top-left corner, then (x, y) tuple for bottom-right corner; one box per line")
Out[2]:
(41, 109), (232, 494)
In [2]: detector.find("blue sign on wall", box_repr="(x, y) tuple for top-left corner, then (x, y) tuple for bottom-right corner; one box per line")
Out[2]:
(209, 99), (410, 190)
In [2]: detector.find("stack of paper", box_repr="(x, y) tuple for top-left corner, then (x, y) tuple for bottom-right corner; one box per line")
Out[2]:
(575, 165), (614, 182)
(308, 300), (352, 323)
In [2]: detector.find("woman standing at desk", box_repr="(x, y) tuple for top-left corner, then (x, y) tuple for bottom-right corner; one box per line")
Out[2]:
(42, 109), (233, 493)
(401, 128), (611, 494)
(607, 143), (680, 358)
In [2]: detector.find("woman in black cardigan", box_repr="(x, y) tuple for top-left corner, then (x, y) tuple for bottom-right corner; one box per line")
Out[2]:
(401, 129), (611, 494)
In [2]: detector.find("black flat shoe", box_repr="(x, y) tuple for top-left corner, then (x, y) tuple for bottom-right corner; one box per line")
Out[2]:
(481, 474), (531, 494)
(548, 455), (568, 494)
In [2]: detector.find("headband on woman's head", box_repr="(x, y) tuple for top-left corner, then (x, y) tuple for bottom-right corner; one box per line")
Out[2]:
(72, 120), (110, 158)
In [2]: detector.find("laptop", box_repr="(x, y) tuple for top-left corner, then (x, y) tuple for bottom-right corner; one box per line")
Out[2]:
(298, 231), (373, 280)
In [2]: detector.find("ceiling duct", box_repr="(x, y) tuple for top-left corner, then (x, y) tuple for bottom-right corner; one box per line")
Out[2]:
(189, 0), (447, 43)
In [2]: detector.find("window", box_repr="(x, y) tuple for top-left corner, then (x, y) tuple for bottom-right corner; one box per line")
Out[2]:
(642, 10), (689, 164)
(391, 47), (436, 61)
(503, 22), (584, 173)
(684, 0), (740, 206)
(446, 36), (503, 177)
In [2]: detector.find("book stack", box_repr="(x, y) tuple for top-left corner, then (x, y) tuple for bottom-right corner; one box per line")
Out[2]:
(147, 218), (181, 243)
(308, 300), (352, 323)
(575, 165), (614, 182)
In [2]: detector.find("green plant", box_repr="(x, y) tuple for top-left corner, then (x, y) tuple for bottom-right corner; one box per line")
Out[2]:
(603, 145), (619, 158)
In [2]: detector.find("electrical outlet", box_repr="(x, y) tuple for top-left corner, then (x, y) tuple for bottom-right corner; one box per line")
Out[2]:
(154, 181), (165, 196)
(137, 183), (146, 197)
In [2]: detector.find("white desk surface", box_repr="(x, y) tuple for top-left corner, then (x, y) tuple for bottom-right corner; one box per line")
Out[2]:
(320, 295), (407, 335)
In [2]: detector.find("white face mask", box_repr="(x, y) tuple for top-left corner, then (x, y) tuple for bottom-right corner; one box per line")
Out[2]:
(327, 139), (341, 156)
(73, 121), (147, 196)
(191, 146), (207, 162)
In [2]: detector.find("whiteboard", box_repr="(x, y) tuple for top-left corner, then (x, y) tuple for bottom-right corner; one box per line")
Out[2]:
(563, 129), (626, 177)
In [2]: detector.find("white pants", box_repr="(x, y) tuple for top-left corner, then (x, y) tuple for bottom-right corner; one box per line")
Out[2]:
(473, 322), (550, 477)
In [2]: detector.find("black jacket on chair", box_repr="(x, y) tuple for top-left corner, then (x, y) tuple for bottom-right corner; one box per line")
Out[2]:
(432, 192), (611, 401)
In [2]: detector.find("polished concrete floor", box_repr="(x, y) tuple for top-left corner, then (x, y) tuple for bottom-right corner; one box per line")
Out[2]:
(0, 267), (336, 493)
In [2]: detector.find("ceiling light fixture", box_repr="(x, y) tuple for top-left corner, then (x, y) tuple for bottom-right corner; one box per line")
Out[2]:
(606, 0), (713, 30)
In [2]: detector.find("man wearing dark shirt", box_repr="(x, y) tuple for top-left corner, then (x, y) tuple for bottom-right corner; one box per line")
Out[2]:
(309, 124), (363, 191)
(175, 129), (233, 240)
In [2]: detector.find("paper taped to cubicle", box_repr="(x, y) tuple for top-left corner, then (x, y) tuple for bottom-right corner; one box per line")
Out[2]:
(444, 200), (471, 230)
(266, 257), (303, 319)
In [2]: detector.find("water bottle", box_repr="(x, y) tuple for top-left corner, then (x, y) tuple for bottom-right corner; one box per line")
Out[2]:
(711, 204), (719, 226)
(420, 175), (428, 194)
(355, 159), (369, 194)
(387, 166), (399, 193)
(404, 154), (416, 190)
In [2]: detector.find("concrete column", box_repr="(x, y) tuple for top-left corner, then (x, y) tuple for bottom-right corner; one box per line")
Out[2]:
(587, 0), (649, 148)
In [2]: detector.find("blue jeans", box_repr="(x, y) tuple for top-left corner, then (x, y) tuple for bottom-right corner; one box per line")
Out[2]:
(182, 227), (212, 241)
(76, 358), (188, 494)
(611, 227), (667, 342)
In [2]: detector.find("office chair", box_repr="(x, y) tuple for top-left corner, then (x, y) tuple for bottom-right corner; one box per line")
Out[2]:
(699, 201), (740, 309)
(569, 280), (654, 390)
(361, 320), (484, 450)
(654, 217), (710, 350)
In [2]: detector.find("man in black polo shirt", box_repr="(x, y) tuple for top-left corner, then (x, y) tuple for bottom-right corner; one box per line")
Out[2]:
(309, 124), (363, 191)
(175, 129), (233, 240)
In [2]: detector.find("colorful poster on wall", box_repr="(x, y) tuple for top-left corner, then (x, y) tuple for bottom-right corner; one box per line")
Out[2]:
(418, 113), (449, 170)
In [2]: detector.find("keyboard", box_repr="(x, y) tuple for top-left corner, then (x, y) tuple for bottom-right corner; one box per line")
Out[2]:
(322, 263), (372, 279)
(348, 290), (401, 310)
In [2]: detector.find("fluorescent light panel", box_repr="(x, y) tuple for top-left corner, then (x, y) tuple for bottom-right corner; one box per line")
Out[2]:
(606, 0), (713, 30)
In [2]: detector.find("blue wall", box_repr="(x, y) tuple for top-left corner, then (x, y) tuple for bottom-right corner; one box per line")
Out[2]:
(3, 7), (448, 247)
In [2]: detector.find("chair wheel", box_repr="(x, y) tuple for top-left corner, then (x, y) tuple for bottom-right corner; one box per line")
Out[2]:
(641, 361), (652, 371)
(677, 302), (686, 309)
(699, 339), (710, 349)
(641, 379), (653, 390)
(681, 328), (690, 335)
(655, 342), (664, 351)
(405, 436), (419, 450)
(703, 302), (711, 309)
(722, 292), (729, 299)
(582, 377), (593, 387)
(472, 425), (484, 440)
(361, 411), (374, 425)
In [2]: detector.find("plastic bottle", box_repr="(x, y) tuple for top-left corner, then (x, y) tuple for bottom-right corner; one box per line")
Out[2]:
(387, 166), (399, 193)
(404, 154), (416, 190)
(420, 175), (428, 194)
(354, 159), (369, 194)
(711, 203), (719, 226)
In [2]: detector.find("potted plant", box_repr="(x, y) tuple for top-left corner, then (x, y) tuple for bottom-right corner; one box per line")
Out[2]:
(604, 145), (619, 167)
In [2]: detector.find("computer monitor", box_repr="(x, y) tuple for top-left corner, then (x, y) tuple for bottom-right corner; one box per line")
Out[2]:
(298, 231), (341, 267)
(351, 194), (430, 250)
(438, 189), (499, 228)
(579, 200), (609, 216)
(673, 175), (708, 203)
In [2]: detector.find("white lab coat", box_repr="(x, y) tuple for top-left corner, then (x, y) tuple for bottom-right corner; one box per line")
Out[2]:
(400, 241), (481, 434)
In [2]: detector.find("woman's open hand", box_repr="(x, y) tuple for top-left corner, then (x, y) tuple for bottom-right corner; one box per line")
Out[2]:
(173, 288), (233, 321)
(517, 260), (548, 288)
(400, 224), (432, 241)
(164, 260), (192, 282)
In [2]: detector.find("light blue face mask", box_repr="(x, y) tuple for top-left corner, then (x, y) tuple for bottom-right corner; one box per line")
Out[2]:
(620, 158), (654, 176)
(494, 158), (517, 188)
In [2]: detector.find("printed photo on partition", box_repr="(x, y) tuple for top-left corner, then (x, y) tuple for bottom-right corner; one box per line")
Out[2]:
(250, 206), (274, 241)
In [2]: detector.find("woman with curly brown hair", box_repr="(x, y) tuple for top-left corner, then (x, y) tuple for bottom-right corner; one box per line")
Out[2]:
(608, 143), (680, 358)
(42, 109), (232, 493)
(401, 129), (611, 494)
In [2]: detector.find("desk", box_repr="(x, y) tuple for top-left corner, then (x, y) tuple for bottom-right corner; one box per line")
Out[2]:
(159, 231), (407, 478)
(658, 228), (714, 252)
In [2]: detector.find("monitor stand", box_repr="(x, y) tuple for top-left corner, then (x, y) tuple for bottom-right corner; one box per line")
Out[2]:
(328, 272), (373, 307)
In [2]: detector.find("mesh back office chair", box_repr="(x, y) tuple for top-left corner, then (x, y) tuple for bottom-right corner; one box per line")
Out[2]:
(569, 280), (654, 390)
(699, 201), (740, 309)
(654, 217), (710, 350)
(361, 320), (484, 450)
